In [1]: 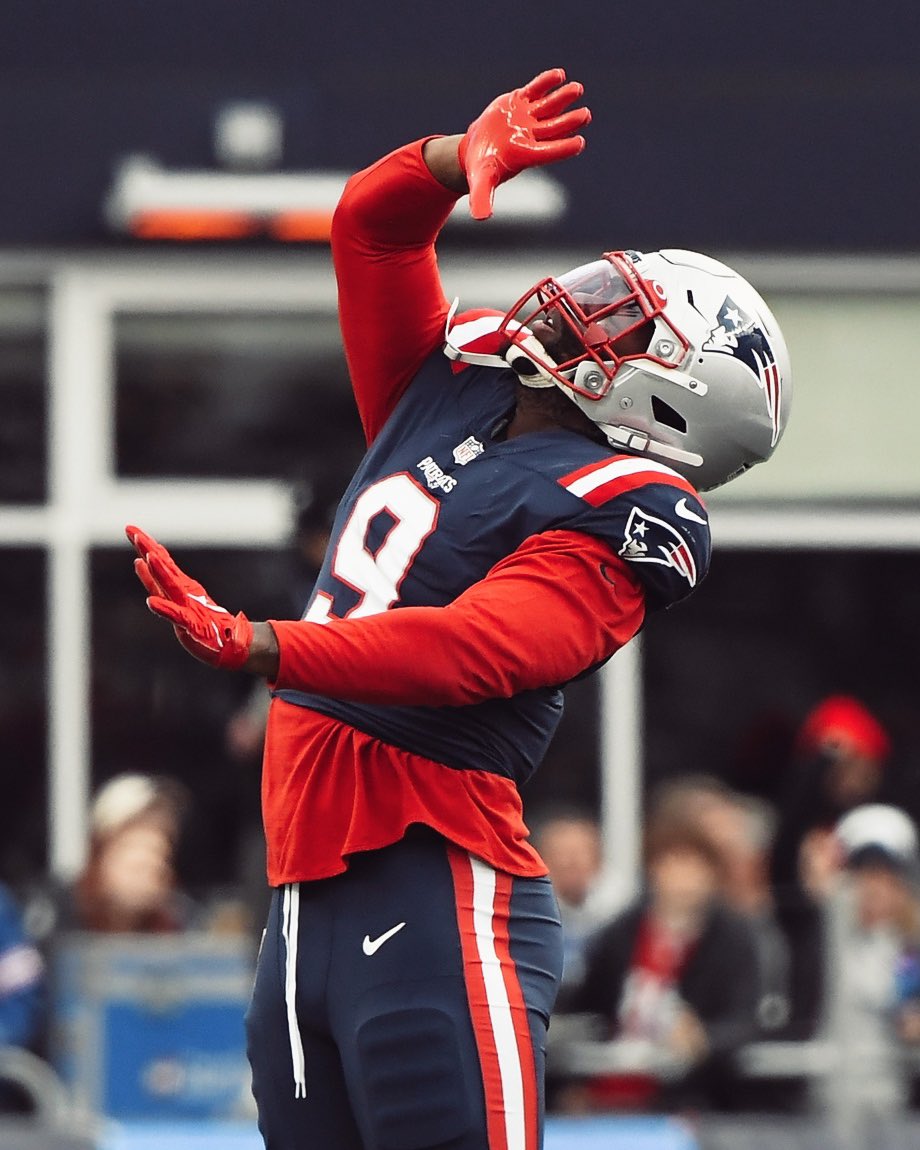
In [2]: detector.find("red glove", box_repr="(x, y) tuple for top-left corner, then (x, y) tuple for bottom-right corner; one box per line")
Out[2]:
(126, 525), (253, 670)
(458, 67), (591, 221)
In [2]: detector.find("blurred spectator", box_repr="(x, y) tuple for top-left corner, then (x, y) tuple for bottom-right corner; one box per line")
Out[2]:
(647, 776), (792, 1036)
(772, 695), (891, 900)
(814, 804), (920, 1112)
(768, 697), (894, 1043)
(646, 773), (733, 828)
(558, 819), (760, 1113)
(697, 793), (792, 1036)
(700, 790), (811, 1111)
(531, 807), (606, 1002)
(59, 774), (197, 934)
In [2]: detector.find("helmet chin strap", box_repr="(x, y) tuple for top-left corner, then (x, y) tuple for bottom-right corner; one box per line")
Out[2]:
(596, 421), (704, 470)
(506, 339), (557, 388)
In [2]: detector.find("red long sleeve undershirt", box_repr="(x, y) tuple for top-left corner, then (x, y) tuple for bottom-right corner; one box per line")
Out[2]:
(270, 530), (647, 706)
(330, 137), (460, 445)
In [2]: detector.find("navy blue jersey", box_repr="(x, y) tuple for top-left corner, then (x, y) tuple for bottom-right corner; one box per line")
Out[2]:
(274, 349), (710, 787)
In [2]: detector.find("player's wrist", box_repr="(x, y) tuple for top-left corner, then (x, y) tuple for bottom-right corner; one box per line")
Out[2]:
(244, 621), (281, 679)
(423, 135), (468, 194)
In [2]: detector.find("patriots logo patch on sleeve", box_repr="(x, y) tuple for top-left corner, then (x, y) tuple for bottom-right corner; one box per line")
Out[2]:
(618, 506), (698, 587)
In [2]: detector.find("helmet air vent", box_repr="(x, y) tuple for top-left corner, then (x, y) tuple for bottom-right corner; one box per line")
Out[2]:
(651, 395), (687, 434)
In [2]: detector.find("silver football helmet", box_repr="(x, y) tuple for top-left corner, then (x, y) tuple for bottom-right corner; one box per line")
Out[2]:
(498, 249), (792, 491)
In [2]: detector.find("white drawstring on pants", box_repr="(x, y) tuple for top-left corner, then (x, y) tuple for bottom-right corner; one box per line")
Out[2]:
(281, 883), (307, 1098)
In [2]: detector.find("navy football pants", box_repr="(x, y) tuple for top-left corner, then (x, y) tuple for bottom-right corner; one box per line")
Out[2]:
(245, 828), (563, 1150)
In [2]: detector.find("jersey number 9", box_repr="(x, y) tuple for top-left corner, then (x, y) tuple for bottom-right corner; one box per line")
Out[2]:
(304, 473), (439, 624)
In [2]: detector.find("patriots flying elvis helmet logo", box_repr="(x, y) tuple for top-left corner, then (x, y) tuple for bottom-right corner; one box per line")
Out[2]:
(702, 296), (782, 447)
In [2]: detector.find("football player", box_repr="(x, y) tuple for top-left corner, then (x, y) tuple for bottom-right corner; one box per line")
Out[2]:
(127, 68), (791, 1150)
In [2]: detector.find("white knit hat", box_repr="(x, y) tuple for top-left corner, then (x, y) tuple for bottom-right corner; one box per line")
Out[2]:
(835, 804), (919, 869)
(90, 774), (163, 838)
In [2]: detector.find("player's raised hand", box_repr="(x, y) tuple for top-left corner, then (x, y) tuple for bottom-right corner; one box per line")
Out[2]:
(459, 68), (591, 221)
(126, 525), (253, 670)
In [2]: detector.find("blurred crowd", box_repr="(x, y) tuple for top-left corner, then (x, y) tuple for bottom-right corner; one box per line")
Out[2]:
(2, 688), (920, 1123)
(538, 693), (920, 1119)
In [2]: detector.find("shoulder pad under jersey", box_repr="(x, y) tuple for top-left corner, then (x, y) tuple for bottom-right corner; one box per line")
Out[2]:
(442, 306), (508, 374)
(557, 454), (711, 610)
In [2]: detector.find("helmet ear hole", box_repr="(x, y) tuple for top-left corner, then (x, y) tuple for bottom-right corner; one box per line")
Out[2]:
(651, 395), (687, 434)
(508, 353), (540, 376)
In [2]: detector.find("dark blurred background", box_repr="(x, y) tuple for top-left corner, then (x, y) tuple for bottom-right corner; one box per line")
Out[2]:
(0, 0), (917, 250)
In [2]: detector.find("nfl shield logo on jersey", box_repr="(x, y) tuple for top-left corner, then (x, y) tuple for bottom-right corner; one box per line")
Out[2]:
(618, 506), (698, 587)
(452, 436), (485, 466)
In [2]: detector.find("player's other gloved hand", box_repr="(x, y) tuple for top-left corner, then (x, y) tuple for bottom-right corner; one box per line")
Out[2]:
(458, 67), (591, 221)
(126, 525), (253, 670)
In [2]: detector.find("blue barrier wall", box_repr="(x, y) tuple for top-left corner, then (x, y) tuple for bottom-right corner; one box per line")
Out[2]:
(97, 1116), (698, 1150)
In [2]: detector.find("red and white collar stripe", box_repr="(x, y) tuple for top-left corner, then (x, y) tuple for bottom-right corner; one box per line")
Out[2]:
(559, 455), (697, 507)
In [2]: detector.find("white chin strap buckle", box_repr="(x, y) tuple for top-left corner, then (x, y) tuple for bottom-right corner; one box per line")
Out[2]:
(504, 334), (557, 388)
(600, 422), (704, 470)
